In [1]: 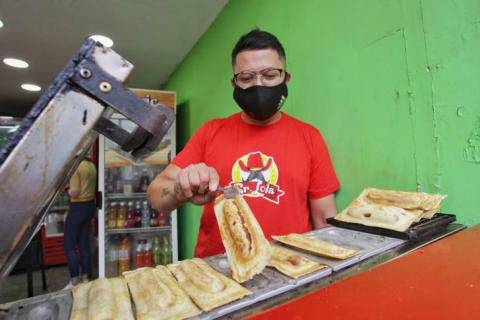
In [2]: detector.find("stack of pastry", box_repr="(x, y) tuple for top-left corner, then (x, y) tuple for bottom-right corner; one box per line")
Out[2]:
(334, 188), (448, 232)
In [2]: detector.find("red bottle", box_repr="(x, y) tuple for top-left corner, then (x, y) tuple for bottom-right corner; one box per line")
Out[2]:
(134, 201), (142, 228)
(143, 240), (153, 267)
(158, 211), (167, 226)
(134, 239), (145, 269)
(126, 201), (135, 228)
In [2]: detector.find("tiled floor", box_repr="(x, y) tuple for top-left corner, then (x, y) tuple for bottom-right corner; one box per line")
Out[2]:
(0, 265), (71, 305)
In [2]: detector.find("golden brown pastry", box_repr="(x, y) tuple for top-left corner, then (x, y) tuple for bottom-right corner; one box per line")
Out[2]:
(363, 188), (446, 211)
(167, 258), (251, 311)
(268, 245), (328, 278)
(70, 282), (92, 320)
(334, 188), (448, 231)
(71, 278), (134, 320)
(214, 190), (272, 282)
(272, 233), (360, 260)
(123, 267), (201, 320)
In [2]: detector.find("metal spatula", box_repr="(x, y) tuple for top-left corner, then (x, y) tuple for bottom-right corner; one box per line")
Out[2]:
(217, 186), (240, 199)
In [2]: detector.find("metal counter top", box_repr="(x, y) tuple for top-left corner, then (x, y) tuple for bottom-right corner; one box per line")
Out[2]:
(222, 223), (466, 320)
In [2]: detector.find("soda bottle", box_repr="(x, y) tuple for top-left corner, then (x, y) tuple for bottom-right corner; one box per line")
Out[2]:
(134, 239), (144, 269)
(141, 201), (150, 228)
(150, 207), (159, 227)
(118, 236), (131, 275)
(158, 211), (167, 226)
(140, 169), (150, 193)
(143, 240), (153, 267)
(134, 201), (142, 228)
(107, 202), (118, 229)
(152, 236), (161, 266)
(132, 168), (141, 193)
(162, 235), (172, 265)
(123, 166), (133, 195)
(106, 236), (119, 277)
(116, 202), (127, 229)
(126, 201), (135, 228)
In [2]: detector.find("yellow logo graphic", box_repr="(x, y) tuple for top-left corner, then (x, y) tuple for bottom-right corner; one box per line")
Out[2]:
(230, 151), (284, 204)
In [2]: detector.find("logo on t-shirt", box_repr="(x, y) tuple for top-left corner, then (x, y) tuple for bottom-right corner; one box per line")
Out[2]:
(228, 151), (285, 204)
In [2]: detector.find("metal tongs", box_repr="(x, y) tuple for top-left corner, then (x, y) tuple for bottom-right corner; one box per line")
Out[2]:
(217, 186), (240, 199)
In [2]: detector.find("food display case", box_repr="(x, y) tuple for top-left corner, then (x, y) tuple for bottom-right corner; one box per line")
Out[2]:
(97, 89), (178, 278)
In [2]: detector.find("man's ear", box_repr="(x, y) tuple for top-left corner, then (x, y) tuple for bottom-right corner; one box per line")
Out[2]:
(285, 72), (291, 86)
(230, 78), (236, 88)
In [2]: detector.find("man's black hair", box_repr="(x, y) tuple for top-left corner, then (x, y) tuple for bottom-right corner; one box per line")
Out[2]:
(232, 29), (286, 66)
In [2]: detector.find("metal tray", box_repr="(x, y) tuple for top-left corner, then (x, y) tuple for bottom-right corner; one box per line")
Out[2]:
(326, 213), (456, 240)
(203, 254), (295, 319)
(5, 289), (72, 320)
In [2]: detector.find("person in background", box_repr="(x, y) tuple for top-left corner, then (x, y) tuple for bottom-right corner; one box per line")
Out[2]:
(63, 153), (97, 289)
(147, 29), (340, 258)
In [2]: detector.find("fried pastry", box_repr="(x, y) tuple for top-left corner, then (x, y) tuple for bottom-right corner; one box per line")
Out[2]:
(334, 188), (448, 231)
(363, 188), (447, 212)
(214, 191), (272, 282)
(167, 258), (251, 311)
(268, 245), (328, 278)
(71, 278), (134, 320)
(123, 267), (201, 320)
(70, 282), (92, 320)
(272, 233), (360, 260)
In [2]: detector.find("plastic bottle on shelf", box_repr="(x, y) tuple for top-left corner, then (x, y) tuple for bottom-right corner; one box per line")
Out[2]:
(140, 169), (150, 193)
(134, 201), (142, 228)
(107, 202), (118, 229)
(116, 202), (127, 229)
(132, 168), (141, 193)
(158, 211), (167, 226)
(150, 207), (159, 227)
(126, 201), (135, 228)
(162, 235), (172, 265)
(141, 201), (150, 228)
(152, 236), (161, 266)
(134, 239), (145, 269)
(143, 240), (153, 267)
(118, 236), (131, 275)
(123, 166), (133, 195)
(106, 236), (119, 277)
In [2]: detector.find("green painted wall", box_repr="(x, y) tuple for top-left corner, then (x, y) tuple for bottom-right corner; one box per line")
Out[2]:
(164, 0), (480, 259)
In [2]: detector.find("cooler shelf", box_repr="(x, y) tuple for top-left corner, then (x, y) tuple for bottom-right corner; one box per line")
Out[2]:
(106, 226), (170, 234)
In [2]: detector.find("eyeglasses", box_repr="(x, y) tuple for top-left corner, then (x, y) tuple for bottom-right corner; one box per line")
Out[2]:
(233, 68), (285, 88)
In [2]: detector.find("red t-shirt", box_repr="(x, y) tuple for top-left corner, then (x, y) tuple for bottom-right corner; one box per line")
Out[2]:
(172, 112), (340, 258)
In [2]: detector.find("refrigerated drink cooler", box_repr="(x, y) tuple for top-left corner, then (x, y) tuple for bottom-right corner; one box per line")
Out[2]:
(0, 39), (174, 278)
(97, 90), (178, 278)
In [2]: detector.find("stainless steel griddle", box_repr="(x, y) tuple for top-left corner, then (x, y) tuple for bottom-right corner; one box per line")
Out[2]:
(0, 39), (174, 278)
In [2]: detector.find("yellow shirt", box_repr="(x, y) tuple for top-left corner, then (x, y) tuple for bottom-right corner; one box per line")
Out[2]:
(69, 160), (97, 202)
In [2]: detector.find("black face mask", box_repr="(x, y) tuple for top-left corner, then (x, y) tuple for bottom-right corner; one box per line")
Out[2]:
(233, 78), (288, 121)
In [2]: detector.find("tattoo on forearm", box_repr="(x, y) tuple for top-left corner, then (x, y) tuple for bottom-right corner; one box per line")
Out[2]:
(161, 188), (170, 197)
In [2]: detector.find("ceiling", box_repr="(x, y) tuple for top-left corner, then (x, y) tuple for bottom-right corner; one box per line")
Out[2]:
(0, 0), (228, 117)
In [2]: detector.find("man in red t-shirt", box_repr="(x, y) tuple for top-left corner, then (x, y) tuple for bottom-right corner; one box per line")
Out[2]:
(147, 29), (340, 258)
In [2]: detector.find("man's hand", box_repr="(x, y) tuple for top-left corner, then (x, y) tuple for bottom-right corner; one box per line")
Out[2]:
(174, 163), (220, 205)
(147, 163), (220, 212)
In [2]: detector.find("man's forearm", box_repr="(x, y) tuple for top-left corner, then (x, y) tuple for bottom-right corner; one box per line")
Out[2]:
(147, 177), (184, 212)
